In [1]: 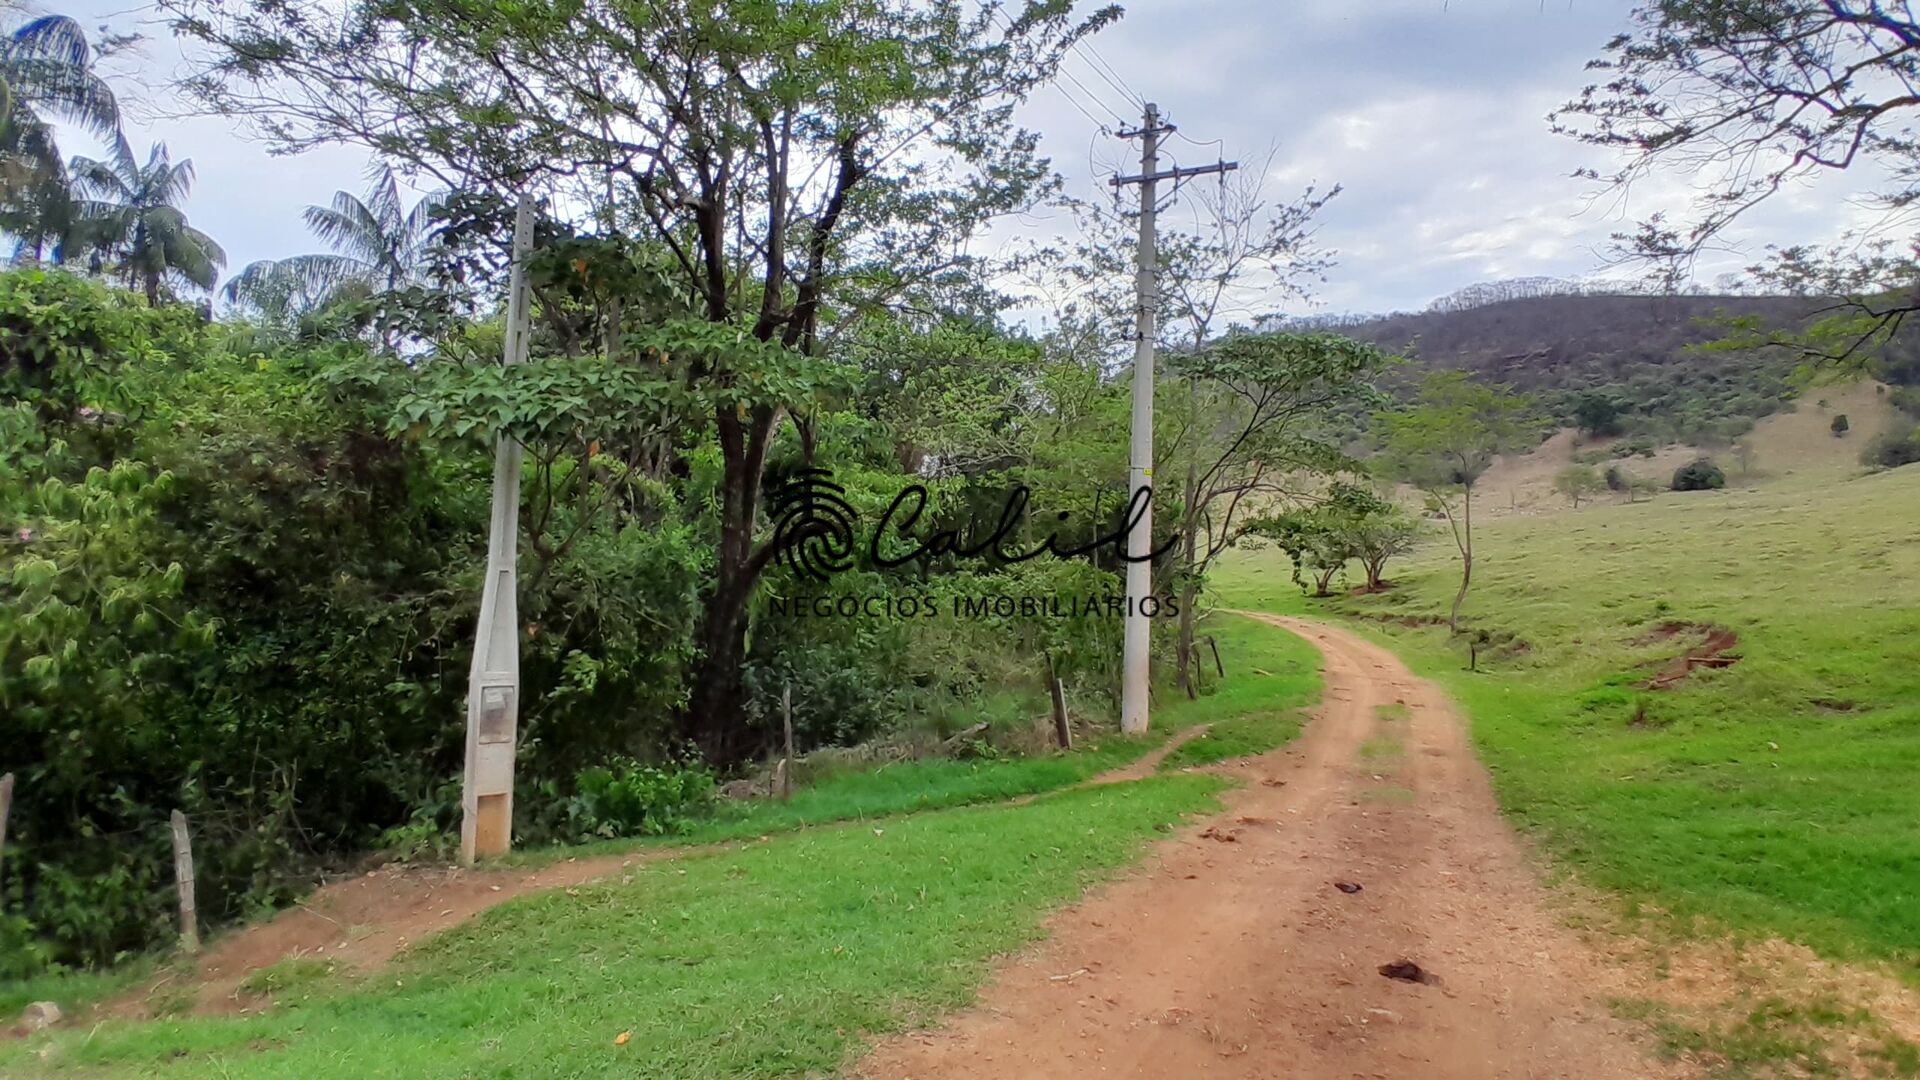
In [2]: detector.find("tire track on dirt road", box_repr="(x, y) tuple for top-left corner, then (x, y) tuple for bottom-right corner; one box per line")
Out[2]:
(855, 613), (1683, 1080)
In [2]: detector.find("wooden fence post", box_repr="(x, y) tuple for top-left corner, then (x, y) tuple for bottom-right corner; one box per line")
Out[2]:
(780, 683), (795, 801)
(1207, 635), (1225, 678)
(1046, 655), (1072, 750)
(0, 773), (13, 888)
(169, 810), (199, 955)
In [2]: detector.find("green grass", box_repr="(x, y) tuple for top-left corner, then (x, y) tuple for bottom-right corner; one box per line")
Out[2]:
(0, 611), (1322, 1076)
(4, 776), (1225, 1078)
(0, 961), (155, 1021)
(1152, 611), (1320, 768)
(506, 612), (1320, 865)
(1155, 613), (1318, 770)
(1215, 465), (1920, 979)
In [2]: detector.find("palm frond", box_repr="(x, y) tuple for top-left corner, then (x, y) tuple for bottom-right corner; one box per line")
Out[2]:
(3, 55), (119, 139)
(304, 193), (386, 265)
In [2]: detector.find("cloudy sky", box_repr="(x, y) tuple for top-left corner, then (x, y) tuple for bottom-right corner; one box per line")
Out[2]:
(55, 0), (1883, 316)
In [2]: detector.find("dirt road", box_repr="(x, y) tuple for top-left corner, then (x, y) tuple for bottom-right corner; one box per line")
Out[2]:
(857, 613), (1679, 1080)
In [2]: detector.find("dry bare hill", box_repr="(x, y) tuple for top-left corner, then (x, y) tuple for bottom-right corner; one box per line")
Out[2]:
(1469, 380), (1902, 519)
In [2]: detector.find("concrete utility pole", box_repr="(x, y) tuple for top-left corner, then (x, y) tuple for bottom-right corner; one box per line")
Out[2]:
(1110, 105), (1237, 735)
(460, 198), (535, 865)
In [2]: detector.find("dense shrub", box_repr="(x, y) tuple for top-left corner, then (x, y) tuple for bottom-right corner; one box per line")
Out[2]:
(562, 759), (716, 839)
(1670, 458), (1727, 491)
(1864, 423), (1920, 469)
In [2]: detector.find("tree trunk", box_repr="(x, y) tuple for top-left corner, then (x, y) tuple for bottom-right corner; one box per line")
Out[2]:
(677, 406), (775, 764)
(683, 578), (752, 763)
(1363, 556), (1385, 591)
(1174, 509), (1199, 692)
(1448, 485), (1474, 633)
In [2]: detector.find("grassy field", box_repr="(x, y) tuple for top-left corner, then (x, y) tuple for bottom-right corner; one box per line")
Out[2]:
(1, 614), (1318, 1075)
(1215, 462), (1920, 976)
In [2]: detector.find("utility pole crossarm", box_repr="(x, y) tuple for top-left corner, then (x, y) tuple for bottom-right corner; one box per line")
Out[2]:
(1109, 161), (1240, 186)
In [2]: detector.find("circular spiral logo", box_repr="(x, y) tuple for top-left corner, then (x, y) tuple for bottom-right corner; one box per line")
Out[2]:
(768, 468), (860, 582)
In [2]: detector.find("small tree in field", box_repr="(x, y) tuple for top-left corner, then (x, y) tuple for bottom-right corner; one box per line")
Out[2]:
(1732, 440), (1756, 476)
(1380, 372), (1535, 632)
(1553, 464), (1603, 508)
(1832, 414), (1850, 438)
(1351, 502), (1421, 591)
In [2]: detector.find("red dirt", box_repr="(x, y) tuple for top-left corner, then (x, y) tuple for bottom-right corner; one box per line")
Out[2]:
(855, 614), (1683, 1080)
(1641, 623), (1740, 689)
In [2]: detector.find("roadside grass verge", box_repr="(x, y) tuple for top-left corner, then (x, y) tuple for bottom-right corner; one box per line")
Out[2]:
(4, 775), (1226, 1078)
(1153, 612), (1317, 771)
(1213, 466), (1920, 978)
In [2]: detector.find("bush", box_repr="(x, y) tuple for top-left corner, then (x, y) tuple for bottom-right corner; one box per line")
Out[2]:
(564, 759), (716, 839)
(1671, 458), (1726, 491)
(1831, 413), (1850, 437)
(1864, 423), (1920, 469)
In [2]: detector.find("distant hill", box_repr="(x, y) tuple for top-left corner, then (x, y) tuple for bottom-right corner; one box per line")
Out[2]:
(1335, 292), (1829, 443)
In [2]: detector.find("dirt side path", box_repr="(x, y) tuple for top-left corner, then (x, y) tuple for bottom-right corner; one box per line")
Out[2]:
(856, 613), (1685, 1080)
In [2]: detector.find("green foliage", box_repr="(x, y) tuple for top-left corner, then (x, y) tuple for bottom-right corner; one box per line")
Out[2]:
(1553, 463), (1604, 507)
(1863, 421), (1920, 469)
(1670, 457), (1726, 491)
(1570, 389), (1628, 437)
(1250, 482), (1408, 596)
(565, 758), (716, 840)
(0, 776), (1225, 1079)
(1831, 412), (1850, 436)
(1379, 371), (1539, 492)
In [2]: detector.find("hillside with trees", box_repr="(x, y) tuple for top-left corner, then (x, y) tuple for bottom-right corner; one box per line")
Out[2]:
(1332, 289), (1863, 445)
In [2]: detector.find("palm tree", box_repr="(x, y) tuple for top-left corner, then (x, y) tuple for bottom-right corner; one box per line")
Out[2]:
(69, 136), (225, 304)
(223, 167), (440, 332)
(0, 15), (120, 257)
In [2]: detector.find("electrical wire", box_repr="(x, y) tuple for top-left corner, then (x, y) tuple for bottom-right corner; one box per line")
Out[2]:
(1068, 40), (1145, 111)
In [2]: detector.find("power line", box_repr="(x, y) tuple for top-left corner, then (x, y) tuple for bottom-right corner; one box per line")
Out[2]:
(1068, 39), (1145, 110)
(1055, 61), (1131, 126)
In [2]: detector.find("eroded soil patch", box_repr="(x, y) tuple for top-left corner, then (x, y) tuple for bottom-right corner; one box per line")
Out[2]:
(1639, 622), (1741, 689)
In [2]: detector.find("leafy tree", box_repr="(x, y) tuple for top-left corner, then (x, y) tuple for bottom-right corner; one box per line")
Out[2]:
(1732, 439), (1757, 476)
(1346, 493), (1419, 591)
(1553, 463), (1603, 508)
(1160, 333), (1386, 685)
(1048, 162), (1353, 694)
(1553, 3), (1920, 365)
(68, 136), (225, 304)
(1569, 390), (1626, 438)
(0, 15), (120, 257)
(1671, 457), (1726, 491)
(172, 0), (1115, 760)
(1831, 413), (1850, 437)
(1378, 371), (1535, 632)
(1251, 482), (1411, 597)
